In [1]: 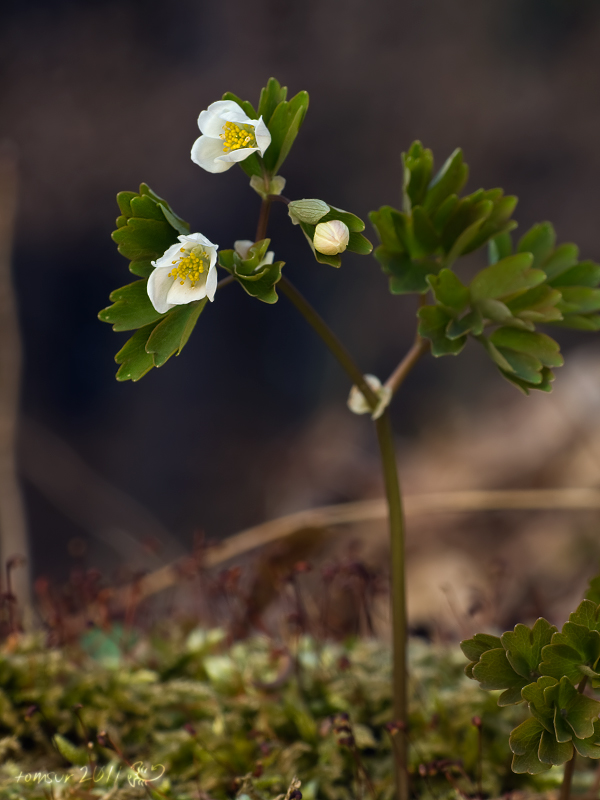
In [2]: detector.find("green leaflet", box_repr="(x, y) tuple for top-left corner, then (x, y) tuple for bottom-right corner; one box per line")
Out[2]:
(219, 241), (284, 303)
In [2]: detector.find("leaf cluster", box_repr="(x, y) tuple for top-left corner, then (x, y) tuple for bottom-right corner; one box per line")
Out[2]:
(370, 142), (600, 394)
(99, 185), (208, 381)
(462, 600), (600, 774)
(218, 239), (284, 304)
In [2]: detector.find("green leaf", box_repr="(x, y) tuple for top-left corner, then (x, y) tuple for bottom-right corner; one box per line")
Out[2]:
(552, 260), (600, 288)
(541, 243), (579, 281)
(114, 321), (161, 382)
(257, 77), (287, 125)
(54, 734), (89, 767)
(418, 306), (467, 356)
(423, 148), (469, 215)
(489, 329), (563, 368)
(509, 718), (551, 774)
(471, 647), (529, 706)
(319, 205), (366, 233)
(506, 284), (563, 324)
(402, 141), (434, 211)
(489, 231), (513, 264)
(221, 91), (257, 120)
(569, 600), (600, 633)
(460, 632), (503, 663)
(501, 619), (557, 682)
(547, 676), (600, 739)
(573, 721), (600, 758)
(446, 309), (484, 340)
(99, 280), (164, 331)
(501, 366), (555, 396)
(235, 261), (284, 304)
(557, 286), (600, 314)
(112, 217), (178, 262)
(427, 269), (469, 312)
(117, 191), (137, 218)
(347, 232), (373, 255)
(517, 222), (556, 269)
(522, 676), (557, 733)
(145, 300), (207, 367)
(585, 577), (600, 606)
(412, 206), (439, 255)
(262, 91), (309, 174)
(538, 730), (573, 766)
(470, 253), (544, 303)
(440, 198), (493, 256)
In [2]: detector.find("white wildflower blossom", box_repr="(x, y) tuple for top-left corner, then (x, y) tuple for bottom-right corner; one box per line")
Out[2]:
(191, 100), (271, 174)
(347, 374), (392, 420)
(147, 233), (218, 314)
(313, 219), (350, 255)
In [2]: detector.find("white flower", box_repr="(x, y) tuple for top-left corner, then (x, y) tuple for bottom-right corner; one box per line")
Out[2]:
(191, 100), (271, 174)
(234, 239), (275, 268)
(313, 220), (350, 255)
(347, 374), (392, 420)
(148, 233), (218, 314)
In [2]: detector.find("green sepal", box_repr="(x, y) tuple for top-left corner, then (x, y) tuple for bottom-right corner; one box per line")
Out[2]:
(509, 718), (551, 774)
(418, 306), (467, 357)
(114, 321), (162, 382)
(99, 280), (164, 331)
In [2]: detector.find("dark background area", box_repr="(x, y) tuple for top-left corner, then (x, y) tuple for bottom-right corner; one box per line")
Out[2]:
(2, 0), (600, 582)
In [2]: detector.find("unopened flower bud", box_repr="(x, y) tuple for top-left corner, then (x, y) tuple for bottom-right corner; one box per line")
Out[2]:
(313, 220), (350, 255)
(347, 374), (392, 420)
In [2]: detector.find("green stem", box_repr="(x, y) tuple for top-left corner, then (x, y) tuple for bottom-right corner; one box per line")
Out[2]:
(385, 336), (429, 397)
(256, 197), (272, 242)
(375, 409), (409, 800)
(278, 277), (379, 409)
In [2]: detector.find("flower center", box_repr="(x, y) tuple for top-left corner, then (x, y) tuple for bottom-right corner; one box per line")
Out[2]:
(168, 246), (209, 287)
(219, 121), (257, 153)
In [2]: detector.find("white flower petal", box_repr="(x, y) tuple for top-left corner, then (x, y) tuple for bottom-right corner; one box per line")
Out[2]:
(234, 240), (254, 260)
(253, 116), (271, 156)
(262, 251), (275, 266)
(205, 263), (218, 302)
(152, 242), (183, 268)
(191, 135), (233, 173)
(167, 276), (209, 305)
(219, 106), (254, 126)
(147, 267), (176, 314)
(198, 100), (247, 136)
(181, 232), (217, 250)
(216, 146), (259, 164)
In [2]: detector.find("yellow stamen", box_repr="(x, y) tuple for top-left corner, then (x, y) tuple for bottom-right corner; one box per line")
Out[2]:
(168, 245), (209, 288)
(219, 120), (257, 154)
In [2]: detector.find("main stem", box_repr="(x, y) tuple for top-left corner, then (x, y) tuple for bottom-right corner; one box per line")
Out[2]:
(375, 410), (409, 800)
(256, 196), (416, 800)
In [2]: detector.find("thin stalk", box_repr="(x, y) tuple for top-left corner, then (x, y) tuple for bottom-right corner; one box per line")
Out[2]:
(375, 409), (409, 800)
(278, 277), (379, 409)
(561, 676), (588, 800)
(385, 337), (429, 396)
(256, 197), (272, 242)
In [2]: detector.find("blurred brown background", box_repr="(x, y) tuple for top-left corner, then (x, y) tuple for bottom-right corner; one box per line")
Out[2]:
(2, 0), (600, 627)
